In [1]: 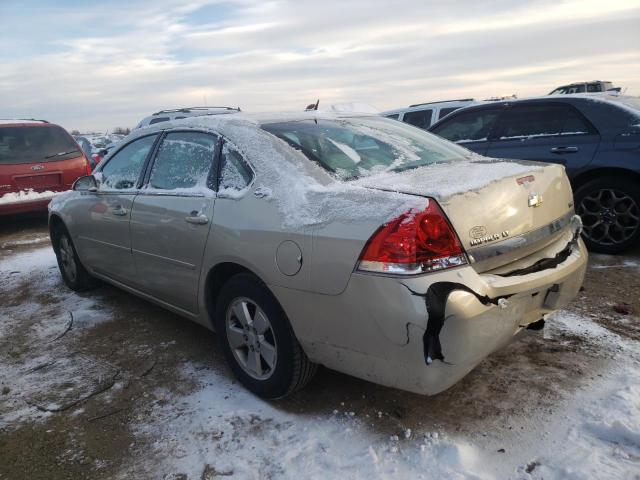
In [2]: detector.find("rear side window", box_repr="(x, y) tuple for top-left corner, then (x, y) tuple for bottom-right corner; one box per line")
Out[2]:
(587, 83), (602, 93)
(385, 114), (399, 120)
(497, 105), (595, 140)
(100, 135), (158, 190)
(219, 144), (253, 191)
(431, 109), (501, 143)
(0, 125), (79, 164)
(149, 117), (170, 125)
(148, 131), (217, 190)
(402, 109), (433, 129)
(438, 107), (460, 120)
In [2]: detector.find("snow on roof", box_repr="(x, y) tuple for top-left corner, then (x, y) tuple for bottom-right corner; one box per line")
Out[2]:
(0, 119), (47, 125)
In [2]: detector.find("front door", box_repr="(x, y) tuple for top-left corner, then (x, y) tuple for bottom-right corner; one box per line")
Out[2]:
(129, 130), (219, 313)
(72, 134), (159, 282)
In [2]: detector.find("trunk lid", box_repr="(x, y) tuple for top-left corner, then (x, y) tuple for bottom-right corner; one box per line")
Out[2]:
(354, 158), (575, 272)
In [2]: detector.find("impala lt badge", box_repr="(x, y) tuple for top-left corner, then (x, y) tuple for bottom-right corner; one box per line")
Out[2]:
(31, 165), (44, 171)
(528, 192), (543, 208)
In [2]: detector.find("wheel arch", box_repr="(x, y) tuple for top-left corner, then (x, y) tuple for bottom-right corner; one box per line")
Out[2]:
(571, 167), (640, 191)
(48, 213), (67, 249)
(204, 261), (279, 330)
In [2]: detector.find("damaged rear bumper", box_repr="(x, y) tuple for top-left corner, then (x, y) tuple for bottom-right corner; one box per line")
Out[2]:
(274, 235), (587, 396)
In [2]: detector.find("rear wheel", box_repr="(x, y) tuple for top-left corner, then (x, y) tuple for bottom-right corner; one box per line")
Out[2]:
(215, 273), (317, 398)
(575, 177), (640, 254)
(52, 226), (99, 291)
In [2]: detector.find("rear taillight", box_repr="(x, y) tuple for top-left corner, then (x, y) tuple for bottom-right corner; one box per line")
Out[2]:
(357, 199), (467, 275)
(84, 156), (93, 175)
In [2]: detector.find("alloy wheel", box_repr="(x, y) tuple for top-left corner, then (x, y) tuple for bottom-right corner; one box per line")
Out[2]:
(225, 297), (278, 380)
(577, 188), (640, 246)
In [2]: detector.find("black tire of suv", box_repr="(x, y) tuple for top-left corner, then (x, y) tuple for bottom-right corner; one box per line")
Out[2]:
(214, 273), (317, 399)
(51, 226), (100, 292)
(574, 176), (640, 254)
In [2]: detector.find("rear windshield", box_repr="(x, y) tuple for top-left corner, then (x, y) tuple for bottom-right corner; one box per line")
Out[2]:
(0, 126), (79, 164)
(261, 116), (471, 180)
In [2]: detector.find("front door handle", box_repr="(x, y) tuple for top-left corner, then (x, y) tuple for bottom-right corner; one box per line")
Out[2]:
(550, 146), (578, 154)
(185, 212), (209, 225)
(112, 206), (128, 216)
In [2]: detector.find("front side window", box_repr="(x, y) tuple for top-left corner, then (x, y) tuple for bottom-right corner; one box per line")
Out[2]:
(148, 131), (217, 190)
(402, 109), (433, 129)
(587, 83), (602, 93)
(431, 109), (501, 143)
(100, 134), (157, 190)
(498, 105), (594, 140)
(219, 144), (254, 191)
(262, 116), (471, 181)
(0, 125), (79, 164)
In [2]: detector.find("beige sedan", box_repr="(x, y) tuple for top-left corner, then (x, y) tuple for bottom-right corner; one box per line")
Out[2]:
(48, 112), (587, 398)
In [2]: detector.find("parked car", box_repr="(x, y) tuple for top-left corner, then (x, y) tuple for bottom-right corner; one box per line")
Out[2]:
(0, 119), (92, 215)
(382, 99), (476, 129)
(49, 112), (586, 398)
(429, 94), (640, 253)
(549, 81), (620, 95)
(134, 106), (241, 130)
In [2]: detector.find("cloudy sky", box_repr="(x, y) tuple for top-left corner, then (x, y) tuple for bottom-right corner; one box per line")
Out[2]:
(1, 0), (639, 131)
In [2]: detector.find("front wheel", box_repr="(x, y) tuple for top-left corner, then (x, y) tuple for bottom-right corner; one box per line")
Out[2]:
(52, 227), (99, 291)
(214, 273), (317, 398)
(575, 177), (640, 254)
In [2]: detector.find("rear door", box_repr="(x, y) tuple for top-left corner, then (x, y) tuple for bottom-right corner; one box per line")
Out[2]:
(129, 130), (219, 313)
(429, 107), (503, 155)
(72, 133), (159, 282)
(485, 103), (600, 175)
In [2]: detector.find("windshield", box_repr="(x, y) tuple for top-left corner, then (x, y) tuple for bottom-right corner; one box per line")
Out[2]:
(0, 125), (79, 164)
(261, 116), (471, 180)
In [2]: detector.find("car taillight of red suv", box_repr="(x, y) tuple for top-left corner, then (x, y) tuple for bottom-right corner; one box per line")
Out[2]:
(0, 120), (92, 216)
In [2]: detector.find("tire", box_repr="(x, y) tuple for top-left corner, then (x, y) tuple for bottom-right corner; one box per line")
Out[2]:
(214, 273), (317, 399)
(574, 176), (640, 254)
(52, 226), (99, 291)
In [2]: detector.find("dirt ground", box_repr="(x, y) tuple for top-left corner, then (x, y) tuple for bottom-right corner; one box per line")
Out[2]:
(1, 213), (639, 479)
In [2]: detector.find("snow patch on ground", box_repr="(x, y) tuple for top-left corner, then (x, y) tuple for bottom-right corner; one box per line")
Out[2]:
(0, 247), (113, 427)
(123, 363), (489, 480)
(0, 189), (60, 205)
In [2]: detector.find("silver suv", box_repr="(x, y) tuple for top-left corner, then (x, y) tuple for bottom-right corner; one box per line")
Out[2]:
(382, 99), (477, 129)
(134, 106), (240, 129)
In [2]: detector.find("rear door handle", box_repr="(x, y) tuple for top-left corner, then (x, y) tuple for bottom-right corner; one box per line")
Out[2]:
(112, 206), (128, 216)
(550, 146), (578, 154)
(185, 212), (209, 225)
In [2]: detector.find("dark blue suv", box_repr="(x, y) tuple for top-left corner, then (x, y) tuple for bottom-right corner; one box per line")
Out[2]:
(429, 95), (640, 253)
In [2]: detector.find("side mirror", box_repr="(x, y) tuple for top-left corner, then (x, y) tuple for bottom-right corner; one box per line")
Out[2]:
(73, 175), (98, 192)
(99, 148), (109, 157)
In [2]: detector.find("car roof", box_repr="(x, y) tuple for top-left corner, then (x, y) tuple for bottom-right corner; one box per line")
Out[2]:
(0, 119), (50, 126)
(382, 99), (476, 115)
(151, 106), (240, 116)
(428, 93), (640, 134)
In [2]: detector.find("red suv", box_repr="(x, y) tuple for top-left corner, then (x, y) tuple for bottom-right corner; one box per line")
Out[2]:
(0, 120), (92, 215)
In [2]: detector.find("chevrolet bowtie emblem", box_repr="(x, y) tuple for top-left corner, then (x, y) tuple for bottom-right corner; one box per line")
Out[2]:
(528, 192), (543, 208)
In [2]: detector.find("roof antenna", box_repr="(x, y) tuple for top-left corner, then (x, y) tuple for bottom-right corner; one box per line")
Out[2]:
(305, 99), (319, 111)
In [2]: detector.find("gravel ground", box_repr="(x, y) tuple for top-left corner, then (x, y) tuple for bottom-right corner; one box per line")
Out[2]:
(0, 214), (639, 479)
